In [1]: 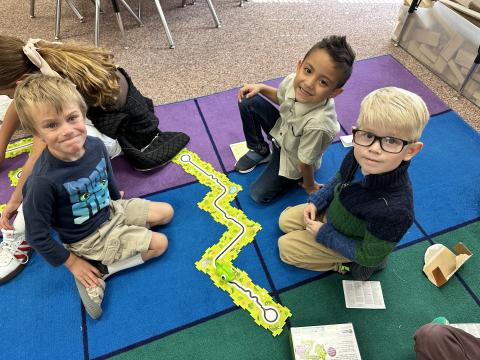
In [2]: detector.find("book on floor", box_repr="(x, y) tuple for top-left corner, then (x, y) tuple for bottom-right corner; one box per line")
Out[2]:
(342, 280), (386, 309)
(229, 141), (249, 161)
(290, 323), (362, 360)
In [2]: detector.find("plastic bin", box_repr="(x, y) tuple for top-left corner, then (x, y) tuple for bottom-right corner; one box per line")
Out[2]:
(393, 2), (480, 107)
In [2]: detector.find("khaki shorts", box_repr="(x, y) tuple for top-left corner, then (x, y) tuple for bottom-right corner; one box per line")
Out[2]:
(66, 198), (152, 265)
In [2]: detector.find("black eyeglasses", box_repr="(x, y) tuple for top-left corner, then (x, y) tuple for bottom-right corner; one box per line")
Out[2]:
(352, 129), (413, 154)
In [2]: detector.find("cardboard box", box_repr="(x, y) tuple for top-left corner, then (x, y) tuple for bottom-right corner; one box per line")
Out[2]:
(423, 242), (472, 287)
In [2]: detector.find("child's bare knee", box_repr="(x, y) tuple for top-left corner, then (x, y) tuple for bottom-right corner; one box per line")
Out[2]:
(149, 202), (174, 226)
(150, 232), (168, 256)
(161, 203), (174, 223)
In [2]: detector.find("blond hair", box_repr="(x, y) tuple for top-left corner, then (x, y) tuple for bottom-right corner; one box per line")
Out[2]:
(0, 35), (118, 109)
(356, 87), (429, 141)
(14, 74), (87, 134)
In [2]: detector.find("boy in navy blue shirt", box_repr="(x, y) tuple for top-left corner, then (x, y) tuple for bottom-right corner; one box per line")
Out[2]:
(15, 74), (174, 319)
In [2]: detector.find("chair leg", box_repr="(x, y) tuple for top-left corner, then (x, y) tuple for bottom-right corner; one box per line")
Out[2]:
(110, 0), (126, 39)
(153, 0), (175, 49)
(205, 0), (220, 27)
(55, 0), (62, 40)
(95, 0), (101, 47)
(118, 0), (143, 25)
(30, 0), (35, 18)
(65, 0), (85, 22)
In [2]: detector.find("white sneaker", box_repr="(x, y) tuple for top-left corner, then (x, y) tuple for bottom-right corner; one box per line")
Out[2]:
(0, 229), (31, 284)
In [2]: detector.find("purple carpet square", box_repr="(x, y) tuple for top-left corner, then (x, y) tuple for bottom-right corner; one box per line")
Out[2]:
(196, 55), (448, 172)
(335, 55), (449, 132)
(112, 99), (219, 198)
(0, 152), (28, 205)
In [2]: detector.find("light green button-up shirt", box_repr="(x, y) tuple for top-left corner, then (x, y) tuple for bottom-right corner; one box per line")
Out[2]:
(269, 73), (340, 180)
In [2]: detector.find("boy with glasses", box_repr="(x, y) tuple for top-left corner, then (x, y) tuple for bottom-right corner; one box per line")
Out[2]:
(277, 87), (429, 280)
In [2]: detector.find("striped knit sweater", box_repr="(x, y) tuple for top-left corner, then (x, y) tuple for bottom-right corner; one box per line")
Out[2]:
(308, 149), (414, 267)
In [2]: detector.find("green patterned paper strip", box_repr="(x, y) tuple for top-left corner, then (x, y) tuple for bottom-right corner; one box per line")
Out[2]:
(173, 149), (291, 336)
(8, 168), (22, 187)
(6, 137), (33, 159)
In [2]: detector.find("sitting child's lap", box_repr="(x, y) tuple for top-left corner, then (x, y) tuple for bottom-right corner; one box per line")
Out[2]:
(66, 198), (152, 265)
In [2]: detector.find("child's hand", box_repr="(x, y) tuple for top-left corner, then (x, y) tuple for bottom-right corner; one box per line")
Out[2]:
(305, 218), (322, 237)
(64, 253), (102, 288)
(300, 181), (323, 194)
(120, 190), (124, 199)
(237, 84), (261, 102)
(0, 199), (22, 230)
(303, 203), (317, 223)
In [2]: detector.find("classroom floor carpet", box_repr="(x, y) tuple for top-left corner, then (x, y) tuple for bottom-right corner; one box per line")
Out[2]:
(1, 55), (479, 360)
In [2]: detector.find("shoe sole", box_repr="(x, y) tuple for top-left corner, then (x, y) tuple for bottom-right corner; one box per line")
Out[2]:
(74, 278), (103, 319)
(0, 249), (32, 285)
(235, 154), (271, 174)
(134, 159), (171, 172)
(0, 262), (28, 284)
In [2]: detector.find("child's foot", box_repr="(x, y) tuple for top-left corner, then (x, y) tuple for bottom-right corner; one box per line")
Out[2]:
(0, 229), (31, 284)
(235, 150), (271, 173)
(120, 131), (190, 171)
(350, 258), (388, 281)
(74, 278), (106, 319)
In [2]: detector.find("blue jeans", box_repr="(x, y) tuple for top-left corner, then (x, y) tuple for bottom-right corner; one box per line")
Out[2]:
(238, 96), (298, 203)
(238, 95), (278, 153)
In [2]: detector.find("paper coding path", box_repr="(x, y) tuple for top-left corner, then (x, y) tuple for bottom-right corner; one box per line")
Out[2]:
(173, 149), (291, 336)
(0, 137), (32, 213)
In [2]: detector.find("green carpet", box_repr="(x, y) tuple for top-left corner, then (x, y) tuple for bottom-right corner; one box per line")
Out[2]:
(429, 221), (480, 298)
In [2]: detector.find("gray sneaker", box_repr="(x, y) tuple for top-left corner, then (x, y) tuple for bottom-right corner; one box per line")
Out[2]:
(75, 278), (105, 319)
(234, 150), (271, 173)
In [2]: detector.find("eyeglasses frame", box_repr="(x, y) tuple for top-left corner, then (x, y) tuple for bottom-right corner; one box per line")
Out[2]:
(351, 128), (414, 154)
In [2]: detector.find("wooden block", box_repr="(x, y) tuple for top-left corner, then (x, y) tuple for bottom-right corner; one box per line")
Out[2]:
(432, 6), (457, 36)
(395, 18), (416, 43)
(463, 80), (480, 96)
(433, 57), (448, 73)
(471, 0), (480, 11)
(415, 8), (437, 28)
(408, 40), (434, 66)
(453, 0), (472, 7)
(411, 29), (441, 46)
(419, 44), (439, 62)
(473, 89), (480, 101)
(448, 60), (466, 83)
(444, 69), (461, 87)
(455, 48), (476, 68)
(440, 33), (464, 61)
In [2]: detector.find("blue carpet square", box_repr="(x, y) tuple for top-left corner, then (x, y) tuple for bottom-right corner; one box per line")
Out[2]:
(86, 181), (272, 358)
(410, 111), (480, 234)
(0, 254), (84, 359)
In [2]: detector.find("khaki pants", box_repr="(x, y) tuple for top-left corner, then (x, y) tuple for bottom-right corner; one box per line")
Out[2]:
(278, 204), (351, 272)
(66, 199), (151, 265)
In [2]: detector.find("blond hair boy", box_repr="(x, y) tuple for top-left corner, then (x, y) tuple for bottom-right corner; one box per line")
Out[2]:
(15, 74), (174, 319)
(278, 87), (429, 280)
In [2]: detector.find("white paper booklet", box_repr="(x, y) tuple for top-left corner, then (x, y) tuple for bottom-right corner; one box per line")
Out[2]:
(340, 135), (353, 147)
(342, 280), (386, 309)
(450, 323), (480, 338)
(290, 323), (362, 360)
(229, 141), (249, 162)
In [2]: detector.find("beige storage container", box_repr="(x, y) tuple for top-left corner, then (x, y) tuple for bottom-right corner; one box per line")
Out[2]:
(393, 2), (480, 107)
